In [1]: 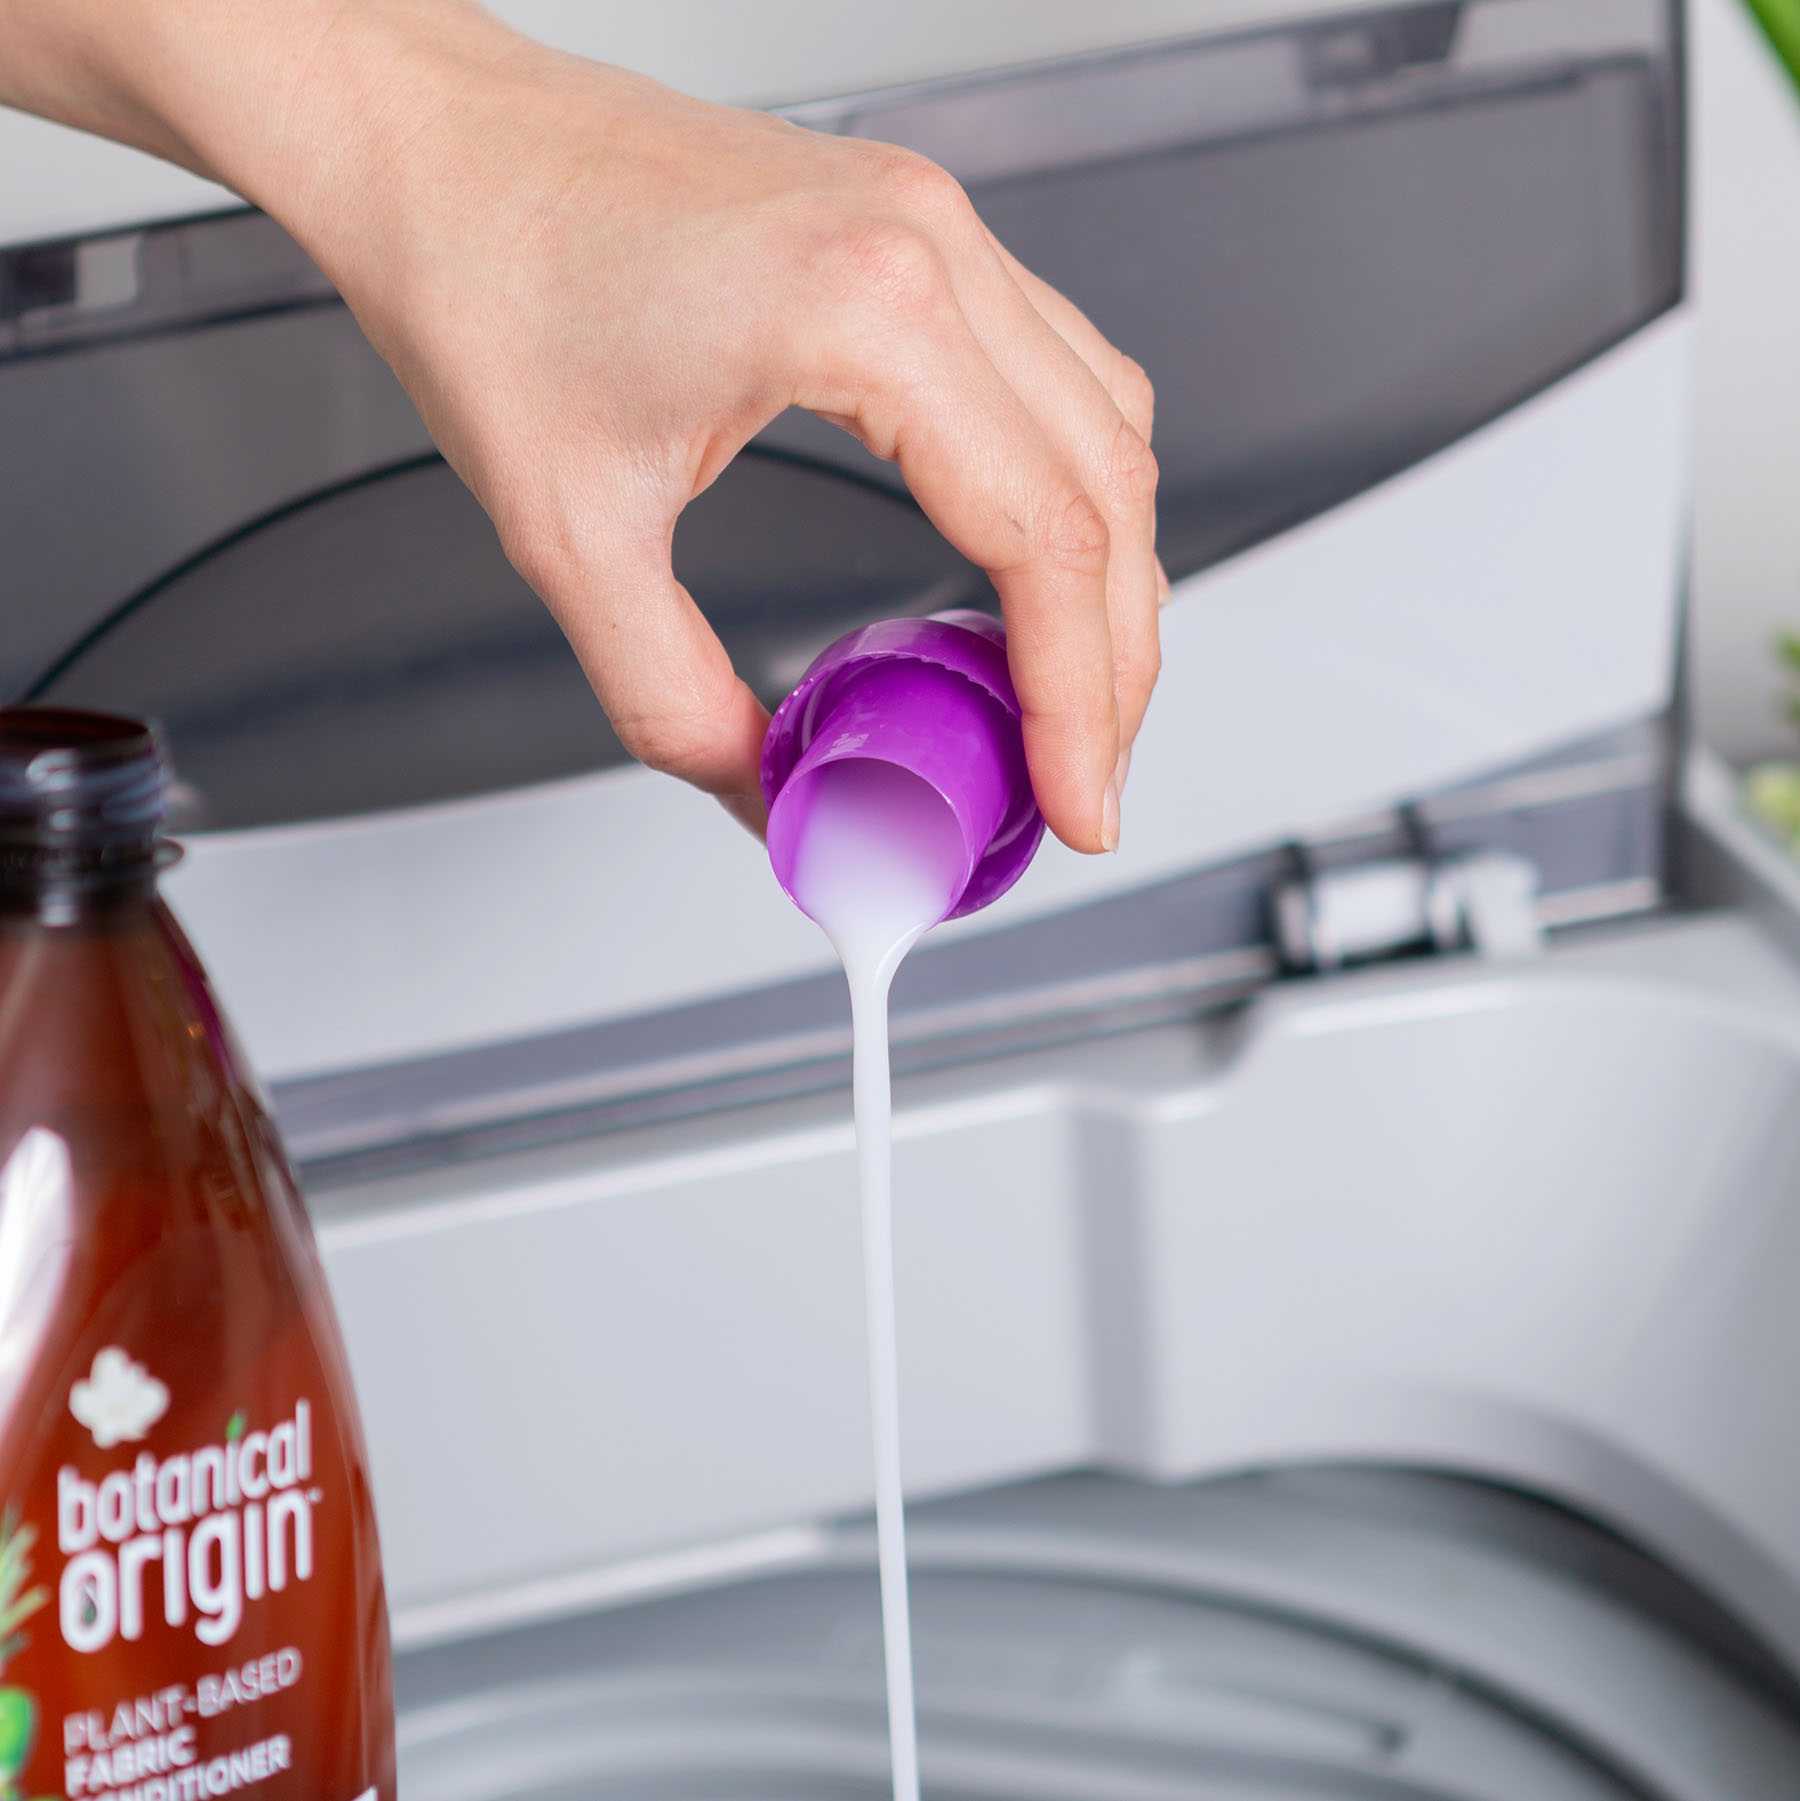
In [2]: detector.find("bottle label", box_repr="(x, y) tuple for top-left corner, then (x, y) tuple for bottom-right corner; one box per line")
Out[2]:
(1, 1238), (395, 1799)
(57, 1379), (317, 1659)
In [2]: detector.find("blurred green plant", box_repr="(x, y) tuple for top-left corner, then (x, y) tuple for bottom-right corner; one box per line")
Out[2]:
(1731, 10), (1800, 850)
(1745, 633), (1800, 853)
(1741, 0), (1800, 95)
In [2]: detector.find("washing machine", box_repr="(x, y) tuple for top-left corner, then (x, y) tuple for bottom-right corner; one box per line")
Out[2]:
(9, 0), (1800, 1791)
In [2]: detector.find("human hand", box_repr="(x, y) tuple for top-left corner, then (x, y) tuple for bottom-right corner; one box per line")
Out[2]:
(0, 0), (1163, 850)
(279, 9), (1162, 849)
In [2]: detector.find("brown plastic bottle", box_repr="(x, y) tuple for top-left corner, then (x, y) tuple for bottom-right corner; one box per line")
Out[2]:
(0, 709), (395, 1799)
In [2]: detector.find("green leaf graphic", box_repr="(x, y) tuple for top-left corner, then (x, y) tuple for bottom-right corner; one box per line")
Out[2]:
(225, 1411), (247, 1443)
(0, 1685), (37, 1773)
(0, 1513), (46, 1685)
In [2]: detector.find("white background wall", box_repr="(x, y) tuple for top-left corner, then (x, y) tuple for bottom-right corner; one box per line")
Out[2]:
(1690, 0), (1800, 763)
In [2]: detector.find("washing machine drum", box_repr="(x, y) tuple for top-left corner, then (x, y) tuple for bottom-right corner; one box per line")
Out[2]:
(394, 1470), (1800, 1799)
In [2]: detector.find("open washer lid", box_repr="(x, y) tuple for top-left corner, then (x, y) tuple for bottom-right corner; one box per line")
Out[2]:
(3, 0), (1689, 1087)
(26, 448), (982, 830)
(394, 1469), (1800, 1800)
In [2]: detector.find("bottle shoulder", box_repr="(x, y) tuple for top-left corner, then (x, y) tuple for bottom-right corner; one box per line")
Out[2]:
(0, 897), (331, 1440)
(2, 899), (279, 1187)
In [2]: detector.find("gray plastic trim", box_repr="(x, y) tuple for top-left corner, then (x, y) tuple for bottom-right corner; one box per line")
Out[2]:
(279, 721), (1669, 1177)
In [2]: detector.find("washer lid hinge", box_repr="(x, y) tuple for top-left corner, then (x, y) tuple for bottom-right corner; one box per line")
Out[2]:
(1273, 806), (1543, 974)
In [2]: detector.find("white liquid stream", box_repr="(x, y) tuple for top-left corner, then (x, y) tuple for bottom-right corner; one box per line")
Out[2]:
(788, 760), (971, 1801)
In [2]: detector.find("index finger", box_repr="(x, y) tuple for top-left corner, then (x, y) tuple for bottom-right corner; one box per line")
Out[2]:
(816, 305), (1120, 853)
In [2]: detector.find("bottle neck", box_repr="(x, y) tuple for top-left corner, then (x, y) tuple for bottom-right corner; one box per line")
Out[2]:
(0, 849), (164, 929)
(0, 705), (172, 928)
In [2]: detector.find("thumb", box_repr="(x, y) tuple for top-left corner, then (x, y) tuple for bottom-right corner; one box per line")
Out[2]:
(542, 547), (771, 832)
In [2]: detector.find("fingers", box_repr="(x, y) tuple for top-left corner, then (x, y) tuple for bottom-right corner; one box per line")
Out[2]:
(951, 233), (1162, 768)
(803, 230), (1119, 851)
(485, 137), (1161, 864)
(889, 348), (1121, 854)
(804, 151), (1160, 839)
(986, 231), (1157, 441)
(520, 534), (771, 833)
(984, 228), (1170, 747)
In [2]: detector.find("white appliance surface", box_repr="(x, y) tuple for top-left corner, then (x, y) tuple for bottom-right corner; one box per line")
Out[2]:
(310, 784), (1800, 1677)
(391, 1470), (1800, 1799)
(0, 0), (1391, 249)
(166, 313), (1692, 1081)
(22, 4), (1788, 1786)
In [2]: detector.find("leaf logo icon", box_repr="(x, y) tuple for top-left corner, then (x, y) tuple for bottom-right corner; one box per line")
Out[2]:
(69, 1347), (170, 1449)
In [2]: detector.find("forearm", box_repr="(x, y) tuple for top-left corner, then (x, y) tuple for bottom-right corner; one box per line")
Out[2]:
(0, 1), (1160, 848)
(0, 0), (514, 249)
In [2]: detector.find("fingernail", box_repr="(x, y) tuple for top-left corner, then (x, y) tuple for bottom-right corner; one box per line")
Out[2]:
(1113, 744), (1133, 801)
(1101, 777), (1121, 853)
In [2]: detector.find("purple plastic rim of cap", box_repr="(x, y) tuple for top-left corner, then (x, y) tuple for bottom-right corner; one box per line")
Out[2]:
(761, 609), (1046, 920)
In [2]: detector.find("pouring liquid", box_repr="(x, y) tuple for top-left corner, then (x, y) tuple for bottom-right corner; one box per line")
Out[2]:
(788, 759), (970, 1801)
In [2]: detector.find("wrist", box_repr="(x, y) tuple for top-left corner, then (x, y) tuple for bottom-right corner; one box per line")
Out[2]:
(0, 0), (506, 212)
(210, 4), (517, 243)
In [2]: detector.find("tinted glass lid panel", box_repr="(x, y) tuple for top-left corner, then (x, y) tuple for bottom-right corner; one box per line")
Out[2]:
(807, 0), (1682, 577)
(5, 0), (1681, 832)
(35, 450), (985, 829)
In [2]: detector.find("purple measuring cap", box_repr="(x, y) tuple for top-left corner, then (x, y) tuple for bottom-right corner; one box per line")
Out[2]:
(762, 610), (1046, 922)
